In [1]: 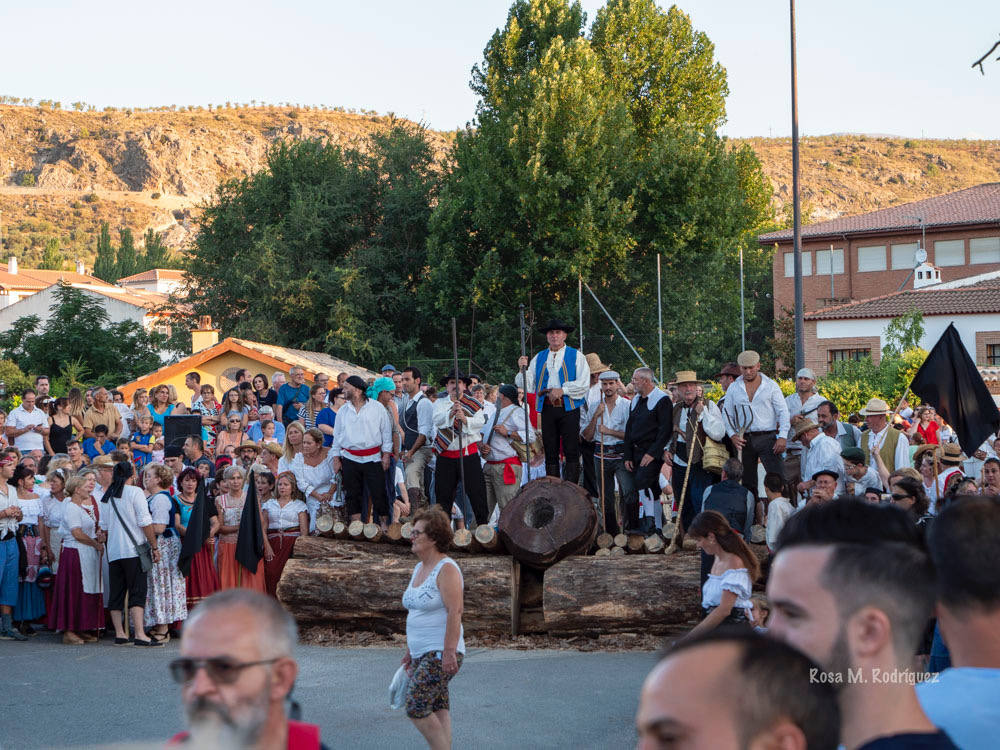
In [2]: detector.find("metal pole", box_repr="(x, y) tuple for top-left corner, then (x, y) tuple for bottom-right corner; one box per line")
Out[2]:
(583, 282), (652, 375)
(578, 276), (584, 352)
(739, 246), (746, 351)
(829, 243), (835, 301)
(657, 254), (664, 383)
(790, 0), (804, 372)
(451, 317), (467, 514)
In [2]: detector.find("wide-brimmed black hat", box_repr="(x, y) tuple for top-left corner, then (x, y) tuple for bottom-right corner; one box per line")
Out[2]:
(539, 318), (575, 334)
(498, 383), (520, 405)
(439, 369), (473, 387)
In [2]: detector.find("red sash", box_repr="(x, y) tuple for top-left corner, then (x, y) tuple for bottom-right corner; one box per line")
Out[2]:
(488, 456), (521, 485)
(168, 720), (321, 749)
(440, 443), (479, 459)
(345, 445), (380, 457)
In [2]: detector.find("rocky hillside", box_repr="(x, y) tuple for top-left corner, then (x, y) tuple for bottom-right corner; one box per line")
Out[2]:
(1, 102), (999, 269)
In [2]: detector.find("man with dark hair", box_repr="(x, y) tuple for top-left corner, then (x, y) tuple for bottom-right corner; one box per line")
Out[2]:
(399, 366), (434, 509)
(183, 436), (215, 479)
(636, 628), (840, 750)
(768, 500), (957, 749)
(185, 371), (202, 409)
(817, 400), (862, 451)
(917, 496), (1000, 748)
(66, 439), (88, 470)
(33, 375), (52, 408)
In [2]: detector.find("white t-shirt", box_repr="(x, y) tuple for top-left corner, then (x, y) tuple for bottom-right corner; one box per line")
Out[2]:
(8, 404), (47, 452)
(98, 484), (153, 562)
(262, 498), (308, 530)
(114, 403), (133, 438)
(148, 491), (173, 527)
(61, 501), (98, 551)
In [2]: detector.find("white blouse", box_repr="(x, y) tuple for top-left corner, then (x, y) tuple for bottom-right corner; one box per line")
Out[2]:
(18, 496), (43, 526)
(701, 567), (754, 617)
(61, 502), (98, 550)
(291, 452), (336, 500)
(41, 493), (69, 531)
(262, 499), (308, 530)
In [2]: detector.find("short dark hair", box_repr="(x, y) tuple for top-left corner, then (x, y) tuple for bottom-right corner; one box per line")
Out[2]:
(928, 495), (1000, 612)
(236, 368), (250, 381)
(776, 500), (935, 660)
(763, 472), (784, 494)
(186, 371), (201, 383)
(402, 366), (423, 383)
(94, 424), (108, 435)
(722, 457), (743, 482)
(9, 464), (35, 487)
(66, 438), (81, 449)
(665, 628), (840, 750)
(413, 506), (453, 553)
(817, 399), (839, 416)
(22, 388), (36, 398)
(185, 435), (205, 452)
(34, 375), (49, 384)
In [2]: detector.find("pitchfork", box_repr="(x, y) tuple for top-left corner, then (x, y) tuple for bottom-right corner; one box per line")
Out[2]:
(725, 404), (754, 460)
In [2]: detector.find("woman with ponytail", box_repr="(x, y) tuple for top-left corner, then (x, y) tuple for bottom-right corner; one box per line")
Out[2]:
(685, 510), (760, 637)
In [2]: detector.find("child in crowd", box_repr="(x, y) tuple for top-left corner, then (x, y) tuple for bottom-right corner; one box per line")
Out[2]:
(82, 425), (114, 459)
(260, 419), (278, 445)
(151, 438), (165, 464)
(391, 462), (409, 524)
(129, 413), (155, 468)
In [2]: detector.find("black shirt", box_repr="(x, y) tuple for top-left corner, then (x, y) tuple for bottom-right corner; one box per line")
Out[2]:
(857, 731), (958, 750)
(623, 390), (672, 463)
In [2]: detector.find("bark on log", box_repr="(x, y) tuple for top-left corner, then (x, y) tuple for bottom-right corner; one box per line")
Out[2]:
(543, 553), (704, 633)
(472, 524), (502, 553)
(277, 548), (515, 633)
(498, 477), (599, 567)
(386, 523), (403, 544)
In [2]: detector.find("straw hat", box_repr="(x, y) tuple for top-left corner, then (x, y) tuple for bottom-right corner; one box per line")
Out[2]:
(859, 397), (890, 416)
(912, 444), (941, 464)
(673, 370), (703, 386)
(585, 353), (610, 375)
(940, 443), (968, 465)
(238, 441), (261, 453)
(793, 420), (820, 440)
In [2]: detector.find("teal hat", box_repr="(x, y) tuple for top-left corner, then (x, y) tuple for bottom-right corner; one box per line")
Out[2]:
(367, 376), (396, 400)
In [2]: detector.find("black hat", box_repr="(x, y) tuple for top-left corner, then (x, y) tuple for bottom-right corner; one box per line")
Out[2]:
(812, 469), (839, 482)
(539, 318), (575, 335)
(439, 369), (473, 387)
(345, 375), (367, 391)
(165, 446), (184, 459)
(498, 384), (519, 405)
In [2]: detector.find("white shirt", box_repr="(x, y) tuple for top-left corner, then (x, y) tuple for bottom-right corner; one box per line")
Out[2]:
(331, 398), (393, 463)
(433, 394), (489, 452)
(483, 404), (533, 462)
(802, 433), (844, 490)
(18, 496), (43, 526)
(845, 464), (883, 496)
(8, 404), (47, 452)
(292, 452), (336, 498)
(400, 392), (435, 442)
(765, 498), (796, 550)
(98, 484), (153, 562)
(61, 501), (98, 551)
(585, 395), (631, 447)
(673, 400), (726, 468)
(114, 403), (134, 438)
(784, 392), (826, 452)
(580, 382), (602, 436)
(148, 491), (173, 527)
(866, 426), (910, 472)
(828, 421), (863, 448)
(519, 345), (591, 402)
(723, 374), (790, 436)
(262, 498), (308, 530)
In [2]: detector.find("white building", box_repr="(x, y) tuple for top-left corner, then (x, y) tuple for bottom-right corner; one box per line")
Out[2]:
(116, 268), (185, 295)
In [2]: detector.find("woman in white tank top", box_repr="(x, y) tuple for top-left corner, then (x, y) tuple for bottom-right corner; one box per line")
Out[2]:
(401, 506), (465, 749)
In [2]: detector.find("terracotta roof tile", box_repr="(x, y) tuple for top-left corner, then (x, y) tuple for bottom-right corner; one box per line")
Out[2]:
(806, 282), (1000, 320)
(18, 269), (111, 286)
(760, 183), (1000, 243)
(117, 269), (185, 284)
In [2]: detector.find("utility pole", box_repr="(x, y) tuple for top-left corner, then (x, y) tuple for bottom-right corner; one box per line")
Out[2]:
(790, 0), (805, 371)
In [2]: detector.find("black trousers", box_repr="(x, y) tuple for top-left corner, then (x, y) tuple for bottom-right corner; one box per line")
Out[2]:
(740, 431), (783, 499)
(579, 439), (598, 497)
(618, 454), (663, 532)
(108, 557), (148, 611)
(435, 454), (488, 525)
(594, 456), (629, 536)
(541, 405), (581, 480)
(342, 457), (390, 521)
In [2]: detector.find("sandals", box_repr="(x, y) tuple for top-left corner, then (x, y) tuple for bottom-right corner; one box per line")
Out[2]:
(63, 631), (85, 645)
(150, 632), (170, 644)
(134, 638), (165, 647)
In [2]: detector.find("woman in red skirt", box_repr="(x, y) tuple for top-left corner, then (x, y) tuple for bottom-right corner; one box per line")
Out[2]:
(48, 475), (104, 644)
(262, 471), (308, 596)
(174, 468), (219, 610)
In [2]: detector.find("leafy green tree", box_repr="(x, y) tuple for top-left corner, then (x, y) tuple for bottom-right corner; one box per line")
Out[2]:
(882, 308), (925, 358)
(93, 222), (116, 281)
(0, 285), (165, 386)
(140, 229), (172, 271)
(116, 228), (138, 280)
(39, 238), (63, 270)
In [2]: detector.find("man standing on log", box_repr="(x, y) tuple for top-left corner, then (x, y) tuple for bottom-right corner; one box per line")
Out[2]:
(433, 370), (489, 524)
(578, 353), (610, 499)
(331, 375), (393, 525)
(582, 370), (630, 535)
(622, 368), (672, 534)
(783, 367), (825, 489)
(399, 366), (434, 511)
(480, 384), (533, 518)
(723, 351), (790, 501)
(516, 319), (591, 481)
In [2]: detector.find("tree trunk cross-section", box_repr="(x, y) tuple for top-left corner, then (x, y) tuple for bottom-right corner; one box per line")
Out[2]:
(498, 476), (599, 567)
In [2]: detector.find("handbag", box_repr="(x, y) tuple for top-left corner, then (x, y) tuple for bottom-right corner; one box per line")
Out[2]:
(109, 493), (154, 574)
(701, 436), (728, 475)
(389, 664), (410, 710)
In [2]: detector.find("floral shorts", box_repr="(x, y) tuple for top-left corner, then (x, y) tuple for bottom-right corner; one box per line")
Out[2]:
(405, 651), (463, 719)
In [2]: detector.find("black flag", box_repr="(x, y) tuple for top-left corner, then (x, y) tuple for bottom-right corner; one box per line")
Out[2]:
(908, 322), (1000, 456)
(177, 480), (215, 578)
(235, 471), (265, 574)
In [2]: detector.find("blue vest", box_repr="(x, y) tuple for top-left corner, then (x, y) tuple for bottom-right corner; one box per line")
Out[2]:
(533, 347), (586, 413)
(703, 480), (749, 537)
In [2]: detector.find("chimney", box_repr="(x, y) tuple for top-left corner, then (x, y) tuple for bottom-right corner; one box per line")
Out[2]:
(191, 315), (220, 354)
(7, 256), (16, 275)
(913, 261), (942, 290)
(75, 259), (85, 274)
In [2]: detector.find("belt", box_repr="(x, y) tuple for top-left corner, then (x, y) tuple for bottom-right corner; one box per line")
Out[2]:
(487, 456), (521, 467)
(440, 443), (479, 459)
(0, 530), (15, 542)
(747, 430), (777, 436)
(269, 528), (301, 535)
(345, 446), (380, 457)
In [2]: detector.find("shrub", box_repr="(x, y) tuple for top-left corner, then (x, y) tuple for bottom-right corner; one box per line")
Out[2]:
(83, 192), (98, 203)
(151, 192), (161, 200)
(903, 140), (914, 148)
(288, 110), (299, 119)
(20, 172), (35, 187)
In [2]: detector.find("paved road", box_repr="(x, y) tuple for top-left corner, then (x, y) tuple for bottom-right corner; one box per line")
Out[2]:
(1, 633), (654, 749)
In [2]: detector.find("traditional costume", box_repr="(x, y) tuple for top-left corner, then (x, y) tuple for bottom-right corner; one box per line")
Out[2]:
(622, 380), (672, 533)
(432, 370), (489, 523)
(331, 376), (393, 522)
(481, 384), (533, 517)
(584, 371), (631, 535)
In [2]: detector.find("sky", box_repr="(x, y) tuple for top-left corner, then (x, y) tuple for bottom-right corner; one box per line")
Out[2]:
(1, 0), (997, 138)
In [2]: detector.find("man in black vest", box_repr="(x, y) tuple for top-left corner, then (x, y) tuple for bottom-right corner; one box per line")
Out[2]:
(398, 366), (434, 510)
(621, 368), (672, 534)
(698, 457), (755, 585)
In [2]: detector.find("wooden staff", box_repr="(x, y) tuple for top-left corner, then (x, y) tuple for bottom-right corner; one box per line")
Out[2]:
(666, 430), (705, 554)
(518, 304), (531, 480)
(598, 412), (607, 533)
(451, 317), (467, 510)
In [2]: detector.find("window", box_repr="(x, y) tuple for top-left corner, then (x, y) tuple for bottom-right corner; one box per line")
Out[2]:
(783, 251), (812, 277)
(857, 245), (887, 272)
(891, 242), (919, 270)
(828, 348), (871, 365)
(935, 239), (965, 267)
(989, 344), (1000, 366)
(970, 237), (1000, 265)
(815, 248), (845, 275)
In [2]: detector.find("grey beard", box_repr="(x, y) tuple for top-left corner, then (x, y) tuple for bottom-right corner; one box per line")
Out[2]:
(184, 693), (269, 749)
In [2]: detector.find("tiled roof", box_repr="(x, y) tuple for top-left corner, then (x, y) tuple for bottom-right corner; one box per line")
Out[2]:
(806, 281), (1000, 320)
(18, 269), (110, 286)
(760, 183), (1000, 243)
(0, 270), (49, 291)
(117, 269), (185, 284)
(82, 285), (172, 311)
(230, 339), (376, 379)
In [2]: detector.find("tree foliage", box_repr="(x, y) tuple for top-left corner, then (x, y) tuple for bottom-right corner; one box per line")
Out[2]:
(0, 284), (165, 386)
(93, 222), (116, 281)
(39, 238), (63, 270)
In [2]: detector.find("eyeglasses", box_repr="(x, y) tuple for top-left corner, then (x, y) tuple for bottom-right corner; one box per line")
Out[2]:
(410, 528), (426, 537)
(168, 657), (280, 685)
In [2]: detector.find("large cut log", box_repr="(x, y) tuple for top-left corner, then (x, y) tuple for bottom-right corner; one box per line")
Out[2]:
(277, 548), (516, 633)
(543, 553), (705, 634)
(363, 523), (383, 543)
(595, 533), (614, 550)
(347, 520), (365, 540)
(452, 528), (473, 552)
(331, 521), (348, 539)
(498, 477), (598, 567)
(386, 522), (404, 544)
(626, 534), (646, 553)
(472, 524), (502, 553)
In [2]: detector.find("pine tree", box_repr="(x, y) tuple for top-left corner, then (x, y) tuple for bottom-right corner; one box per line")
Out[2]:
(39, 238), (63, 270)
(140, 229), (171, 270)
(115, 228), (139, 280)
(93, 223), (117, 281)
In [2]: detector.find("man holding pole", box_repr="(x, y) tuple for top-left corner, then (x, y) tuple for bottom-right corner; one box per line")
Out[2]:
(516, 319), (591, 482)
(621, 368), (672, 534)
(432, 370), (489, 524)
(582, 371), (630, 534)
(480, 384), (533, 518)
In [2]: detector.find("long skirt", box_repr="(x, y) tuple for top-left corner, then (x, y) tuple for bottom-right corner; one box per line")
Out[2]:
(47, 548), (103, 632)
(145, 535), (187, 627)
(185, 541), (220, 612)
(14, 530), (46, 621)
(218, 541), (266, 593)
(264, 532), (299, 597)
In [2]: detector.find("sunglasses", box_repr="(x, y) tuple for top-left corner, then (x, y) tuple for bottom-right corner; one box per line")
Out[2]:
(168, 657), (279, 685)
